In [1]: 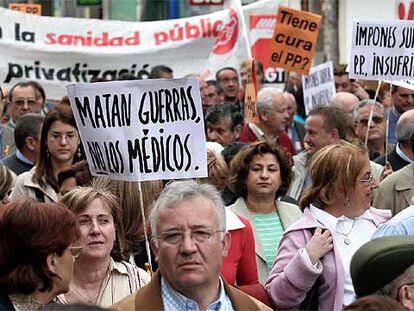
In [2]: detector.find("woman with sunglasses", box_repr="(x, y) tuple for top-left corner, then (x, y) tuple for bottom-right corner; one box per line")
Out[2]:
(57, 185), (150, 308)
(265, 141), (391, 311)
(0, 198), (81, 310)
(11, 104), (82, 203)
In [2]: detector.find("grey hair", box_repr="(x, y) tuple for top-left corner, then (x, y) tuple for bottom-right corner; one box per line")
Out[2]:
(352, 99), (385, 122)
(149, 180), (226, 242)
(396, 112), (414, 142)
(256, 87), (283, 114)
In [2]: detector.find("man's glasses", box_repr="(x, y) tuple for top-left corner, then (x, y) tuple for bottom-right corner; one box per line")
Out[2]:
(156, 229), (225, 245)
(12, 99), (37, 107)
(358, 116), (384, 126)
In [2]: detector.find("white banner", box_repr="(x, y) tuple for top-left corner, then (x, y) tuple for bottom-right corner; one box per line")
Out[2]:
(388, 79), (414, 90)
(0, 0), (279, 100)
(302, 61), (336, 114)
(349, 20), (414, 81)
(67, 78), (207, 182)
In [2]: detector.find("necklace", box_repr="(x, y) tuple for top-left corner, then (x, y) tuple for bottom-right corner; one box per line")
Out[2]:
(336, 219), (356, 245)
(71, 283), (100, 305)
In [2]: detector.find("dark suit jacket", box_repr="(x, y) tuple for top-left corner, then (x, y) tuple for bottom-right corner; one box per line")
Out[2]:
(3, 153), (34, 176)
(112, 271), (271, 310)
(375, 146), (410, 172)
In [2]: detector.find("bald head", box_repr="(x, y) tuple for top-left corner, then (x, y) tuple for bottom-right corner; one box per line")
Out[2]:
(396, 109), (414, 142)
(329, 92), (359, 116)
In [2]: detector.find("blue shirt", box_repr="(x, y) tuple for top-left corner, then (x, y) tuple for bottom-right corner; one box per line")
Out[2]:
(388, 108), (400, 145)
(372, 205), (414, 238)
(161, 276), (234, 311)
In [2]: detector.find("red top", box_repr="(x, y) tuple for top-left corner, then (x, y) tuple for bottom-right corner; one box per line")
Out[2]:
(239, 123), (296, 156)
(221, 215), (258, 286)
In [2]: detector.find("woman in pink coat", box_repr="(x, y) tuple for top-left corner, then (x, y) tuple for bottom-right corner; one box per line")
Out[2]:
(266, 141), (391, 311)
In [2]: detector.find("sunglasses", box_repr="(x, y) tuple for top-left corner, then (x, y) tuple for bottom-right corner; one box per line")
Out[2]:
(358, 116), (384, 126)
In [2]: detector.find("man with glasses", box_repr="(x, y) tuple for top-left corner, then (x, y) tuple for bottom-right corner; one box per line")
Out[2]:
(112, 180), (270, 311)
(2, 82), (43, 158)
(389, 86), (414, 144)
(353, 100), (388, 160)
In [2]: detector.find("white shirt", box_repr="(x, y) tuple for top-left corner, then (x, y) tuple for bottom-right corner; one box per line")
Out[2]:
(309, 205), (377, 306)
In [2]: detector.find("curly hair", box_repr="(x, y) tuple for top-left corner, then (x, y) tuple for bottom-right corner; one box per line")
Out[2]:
(228, 140), (293, 199)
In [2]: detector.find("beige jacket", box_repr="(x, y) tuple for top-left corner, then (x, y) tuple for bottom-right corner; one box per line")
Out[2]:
(10, 167), (58, 203)
(373, 162), (414, 216)
(228, 197), (302, 284)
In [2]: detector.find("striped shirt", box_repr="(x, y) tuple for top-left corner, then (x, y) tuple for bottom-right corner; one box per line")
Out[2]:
(253, 212), (284, 272)
(161, 277), (234, 311)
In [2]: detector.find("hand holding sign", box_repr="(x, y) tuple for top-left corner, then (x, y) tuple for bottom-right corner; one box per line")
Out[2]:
(269, 6), (321, 75)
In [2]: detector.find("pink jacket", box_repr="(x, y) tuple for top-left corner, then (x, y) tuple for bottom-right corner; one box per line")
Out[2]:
(265, 207), (390, 311)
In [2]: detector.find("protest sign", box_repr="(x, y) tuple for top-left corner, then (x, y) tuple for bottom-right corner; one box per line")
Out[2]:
(67, 78), (207, 182)
(250, 15), (285, 83)
(8, 3), (42, 15)
(244, 59), (259, 123)
(268, 6), (321, 75)
(302, 61), (336, 114)
(349, 20), (414, 81)
(0, 0), (279, 100)
(387, 79), (414, 91)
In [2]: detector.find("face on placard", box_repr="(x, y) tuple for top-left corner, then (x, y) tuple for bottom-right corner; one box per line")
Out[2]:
(206, 117), (234, 146)
(347, 161), (378, 215)
(245, 153), (282, 198)
(8, 86), (39, 123)
(304, 115), (337, 155)
(393, 86), (414, 114)
(355, 105), (385, 142)
(46, 121), (79, 164)
(153, 196), (230, 293)
(217, 69), (239, 101)
(77, 198), (115, 260)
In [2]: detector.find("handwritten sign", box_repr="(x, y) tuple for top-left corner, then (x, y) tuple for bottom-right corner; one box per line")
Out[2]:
(244, 59), (260, 123)
(67, 78), (207, 181)
(8, 3), (41, 15)
(269, 6), (321, 75)
(302, 61), (336, 114)
(349, 20), (414, 81)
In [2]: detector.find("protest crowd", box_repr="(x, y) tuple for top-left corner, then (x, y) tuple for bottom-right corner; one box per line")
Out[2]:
(2, 2), (414, 311)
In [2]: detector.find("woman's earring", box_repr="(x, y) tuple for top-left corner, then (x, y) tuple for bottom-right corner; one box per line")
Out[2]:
(77, 146), (81, 158)
(345, 197), (350, 208)
(47, 149), (50, 158)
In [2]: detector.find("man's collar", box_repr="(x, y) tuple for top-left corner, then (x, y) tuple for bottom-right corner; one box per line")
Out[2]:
(16, 149), (34, 165)
(161, 276), (225, 310)
(396, 143), (413, 163)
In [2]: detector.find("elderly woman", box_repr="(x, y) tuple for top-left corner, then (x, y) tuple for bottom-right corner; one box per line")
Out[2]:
(57, 186), (150, 308)
(228, 140), (302, 284)
(0, 199), (81, 310)
(11, 105), (82, 202)
(93, 177), (163, 270)
(266, 141), (391, 310)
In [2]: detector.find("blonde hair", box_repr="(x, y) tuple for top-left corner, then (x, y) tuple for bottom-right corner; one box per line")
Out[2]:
(0, 165), (15, 200)
(300, 140), (368, 209)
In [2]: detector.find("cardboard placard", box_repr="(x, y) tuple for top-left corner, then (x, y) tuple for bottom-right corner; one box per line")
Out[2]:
(269, 6), (321, 75)
(244, 59), (260, 123)
(302, 61), (336, 114)
(67, 78), (207, 182)
(349, 20), (414, 81)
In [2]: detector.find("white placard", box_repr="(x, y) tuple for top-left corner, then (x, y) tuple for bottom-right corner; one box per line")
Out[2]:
(349, 20), (414, 81)
(67, 78), (207, 182)
(0, 0), (280, 100)
(387, 79), (414, 90)
(302, 61), (336, 114)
